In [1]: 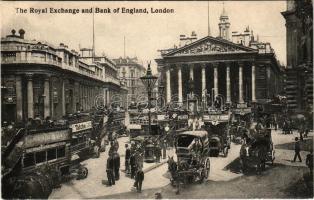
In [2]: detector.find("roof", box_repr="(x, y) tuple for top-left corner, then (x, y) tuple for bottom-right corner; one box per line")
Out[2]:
(162, 35), (258, 58)
(178, 130), (208, 138)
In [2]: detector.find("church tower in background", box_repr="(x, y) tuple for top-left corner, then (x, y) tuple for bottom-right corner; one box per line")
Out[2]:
(218, 3), (230, 40)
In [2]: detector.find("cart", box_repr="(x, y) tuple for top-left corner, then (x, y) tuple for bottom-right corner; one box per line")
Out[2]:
(170, 130), (210, 188)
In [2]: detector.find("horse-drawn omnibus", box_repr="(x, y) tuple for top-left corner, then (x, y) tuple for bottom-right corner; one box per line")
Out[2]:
(203, 107), (231, 157)
(1, 124), (73, 199)
(230, 103), (252, 144)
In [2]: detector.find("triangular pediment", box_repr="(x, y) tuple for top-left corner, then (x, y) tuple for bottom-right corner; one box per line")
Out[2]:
(164, 36), (257, 57)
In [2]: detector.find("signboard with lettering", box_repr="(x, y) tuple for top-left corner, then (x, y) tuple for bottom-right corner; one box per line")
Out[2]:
(128, 124), (141, 129)
(234, 108), (252, 115)
(203, 114), (229, 121)
(178, 115), (188, 120)
(70, 121), (92, 133)
(237, 103), (248, 109)
(157, 114), (166, 121)
(24, 129), (69, 148)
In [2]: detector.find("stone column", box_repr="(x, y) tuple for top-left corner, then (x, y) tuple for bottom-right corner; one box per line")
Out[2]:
(107, 89), (110, 105)
(61, 77), (66, 116)
(73, 81), (79, 112)
(16, 75), (23, 121)
(226, 63), (231, 103)
(87, 85), (90, 110)
(178, 66), (183, 103)
(26, 73), (34, 119)
(213, 63), (219, 97)
(43, 75), (51, 118)
(238, 62), (244, 103)
(201, 64), (206, 98)
(104, 88), (107, 106)
(166, 67), (171, 103)
(251, 63), (256, 102)
(189, 64), (194, 80)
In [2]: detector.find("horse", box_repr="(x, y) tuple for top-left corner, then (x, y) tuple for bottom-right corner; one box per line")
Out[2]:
(167, 156), (177, 184)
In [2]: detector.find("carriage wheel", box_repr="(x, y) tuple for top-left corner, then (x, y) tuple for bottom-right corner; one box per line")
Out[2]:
(205, 158), (210, 179)
(77, 167), (88, 180)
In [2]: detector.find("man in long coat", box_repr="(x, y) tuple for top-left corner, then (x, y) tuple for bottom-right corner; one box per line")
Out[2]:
(106, 154), (115, 186)
(113, 152), (120, 180)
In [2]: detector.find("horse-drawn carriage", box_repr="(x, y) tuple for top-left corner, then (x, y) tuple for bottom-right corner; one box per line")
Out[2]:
(240, 128), (275, 174)
(168, 130), (210, 189)
(203, 109), (231, 157)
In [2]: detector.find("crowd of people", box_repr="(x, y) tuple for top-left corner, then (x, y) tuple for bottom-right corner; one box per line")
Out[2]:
(106, 136), (145, 193)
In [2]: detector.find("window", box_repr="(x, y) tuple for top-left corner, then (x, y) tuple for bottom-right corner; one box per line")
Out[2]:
(57, 146), (66, 158)
(35, 151), (46, 163)
(47, 148), (57, 161)
(23, 153), (35, 168)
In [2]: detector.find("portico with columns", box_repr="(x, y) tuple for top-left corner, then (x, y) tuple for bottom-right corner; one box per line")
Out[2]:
(156, 36), (281, 108)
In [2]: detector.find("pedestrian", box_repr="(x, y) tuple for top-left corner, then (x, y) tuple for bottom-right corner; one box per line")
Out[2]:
(113, 152), (120, 180)
(134, 166), (144, 193)
(306, 149), (313, 177)
(106, 154), (115, 186)
(162, 139), (167, 159)
(113, 137), (119, 152)
(155, 145), (161, 163)
(125, 144), (131, 174)
(130, 152), (136, 179)
(292, 137), (302, 162)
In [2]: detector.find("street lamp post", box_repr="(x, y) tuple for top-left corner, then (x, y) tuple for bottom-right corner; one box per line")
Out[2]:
(140, 62), (158, 136)
(158, 84), (165, 110)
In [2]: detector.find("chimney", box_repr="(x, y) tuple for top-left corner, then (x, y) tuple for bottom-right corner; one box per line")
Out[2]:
(11, 29), (16, 36)
(179, 34), (186, 47)
(18, 29), (25, 39)
(190, 31), (197, 42)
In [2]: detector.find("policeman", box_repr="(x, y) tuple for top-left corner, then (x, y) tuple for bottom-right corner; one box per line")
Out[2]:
(135, 166), (144, 193)
(130, 152), (136, 179)
(113, 151), (120, 180)
(125, 144), (131, 174)
(106, 154), (115, 186)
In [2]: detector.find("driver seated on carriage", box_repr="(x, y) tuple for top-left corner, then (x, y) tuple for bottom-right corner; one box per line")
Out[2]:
(187, 137), (203, 166)
(188, 137), (202, 154)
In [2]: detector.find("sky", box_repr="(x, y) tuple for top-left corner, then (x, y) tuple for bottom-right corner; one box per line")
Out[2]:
(1, 1), (287, 73)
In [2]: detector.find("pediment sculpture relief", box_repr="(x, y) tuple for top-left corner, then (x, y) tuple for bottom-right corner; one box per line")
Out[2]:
(172, 40), (247, 56)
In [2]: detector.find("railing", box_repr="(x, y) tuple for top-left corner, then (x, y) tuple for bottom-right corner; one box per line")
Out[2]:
(2, 56), (121, 85)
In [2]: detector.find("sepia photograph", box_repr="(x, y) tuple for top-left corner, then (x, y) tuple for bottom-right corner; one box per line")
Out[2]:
(0, 0), (313, 199)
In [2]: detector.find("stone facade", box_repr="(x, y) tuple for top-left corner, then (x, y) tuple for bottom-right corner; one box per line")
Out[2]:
(156, 8), (284, 109)
(1, 29), (126, 123)
(113, 57), (146, 103)
(281, 0), (313, 112)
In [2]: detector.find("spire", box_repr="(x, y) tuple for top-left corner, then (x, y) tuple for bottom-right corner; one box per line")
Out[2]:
(218, 1), (230, 40)
(221, 2), (227, 17)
